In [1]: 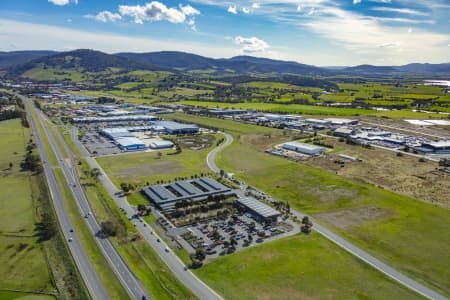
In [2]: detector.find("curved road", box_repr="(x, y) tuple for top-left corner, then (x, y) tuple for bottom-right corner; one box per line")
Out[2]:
(24, 96), (150, 300)
(206, 131), (448, 300)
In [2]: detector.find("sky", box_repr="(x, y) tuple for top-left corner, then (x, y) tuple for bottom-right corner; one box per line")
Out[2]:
(0, 0), (449, 66)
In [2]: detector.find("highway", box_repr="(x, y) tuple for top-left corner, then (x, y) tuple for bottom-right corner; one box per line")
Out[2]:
(23, 98), (109, 300)
(23, 96), (150, 300)
(206, 132), (448, 300)
(64, 126), (223, 300)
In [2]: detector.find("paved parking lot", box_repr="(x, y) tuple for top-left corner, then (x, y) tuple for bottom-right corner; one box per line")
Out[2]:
(180, 213), (298, 258)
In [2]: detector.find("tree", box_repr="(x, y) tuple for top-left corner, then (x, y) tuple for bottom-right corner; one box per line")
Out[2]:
(8, 162), (13, 169)
(157, 151), (162, 159)
(101, 221), (118, 237)
(90, 168), (101, 182)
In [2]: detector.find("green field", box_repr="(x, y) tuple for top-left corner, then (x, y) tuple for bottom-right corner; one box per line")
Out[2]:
(0, 119), (55, 298)
(169, 113), (450, 296)
(195, 234), (423, 300)
(96, 135), (218, 188)
(178, 100), (448, 118)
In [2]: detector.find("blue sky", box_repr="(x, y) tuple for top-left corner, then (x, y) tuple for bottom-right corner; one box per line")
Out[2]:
(0, 0), (449, 65)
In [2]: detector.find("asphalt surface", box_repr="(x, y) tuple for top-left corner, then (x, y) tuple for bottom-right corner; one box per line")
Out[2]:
(23, 99), (109, 300)
(24, 97), (150, 300)
(69, 125), (223, 300)
(207, 131), (448, 300)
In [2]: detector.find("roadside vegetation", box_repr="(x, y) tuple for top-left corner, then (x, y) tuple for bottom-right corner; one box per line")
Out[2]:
(0, 118), (88, 300)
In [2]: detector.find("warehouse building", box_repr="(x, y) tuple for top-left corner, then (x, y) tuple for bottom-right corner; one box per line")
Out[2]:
(149, 140), (174, 149)
(100, 128), (135, 139)
(115, 137), (146, 151)
(282, 141), (325, 156)
(142, 177), (234, 211)
(414, 141), (450, 154)
(235, 197), (281, 224)
(73, 115), (159, 123)
(154, 121), (199, 134)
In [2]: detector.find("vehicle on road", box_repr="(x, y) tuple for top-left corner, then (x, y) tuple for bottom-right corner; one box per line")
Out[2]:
(68, 237), (73, 242)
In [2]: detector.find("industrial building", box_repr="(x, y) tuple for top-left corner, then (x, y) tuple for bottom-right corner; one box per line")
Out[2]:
(208, 109), (248, 116)
(333, 127), (354, 137)
(115, 137), (146, 151)
(73, 115), (159, 123)
(414, 141), (450, 154)
(325, 118), (358, 126)
(153, 121), (199, 134)
(235, 197), (281, 223)
(142, 177), (234, 211)
(282, 141), (325, 156)
(100, 128), (135, 139)
(149, 140), (174, 149)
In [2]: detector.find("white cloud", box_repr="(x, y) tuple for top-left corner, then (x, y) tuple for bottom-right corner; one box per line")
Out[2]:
(88, 11), (122, 23)
(234, 36), (269, 53)
(227, 5), (238, 14)
(371, 6), (429, 16)
(118, 2), (196, 24)
(297, 5), (302, 12)
(179, 4), (200, 16)
(304, 6), (450, 64)
(48, 0), (70, 6)
(242, 7), (251, 13)
(252, 3), (260, 9)
(353, 0), (362, 4)
(48, 0), (77, 5)
(307, 7), (315, 15)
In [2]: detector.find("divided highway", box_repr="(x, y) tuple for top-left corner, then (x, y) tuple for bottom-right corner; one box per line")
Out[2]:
(23, 96), (150, 300)
(24, 98), (109, 300)
(207, 132), (448, 300)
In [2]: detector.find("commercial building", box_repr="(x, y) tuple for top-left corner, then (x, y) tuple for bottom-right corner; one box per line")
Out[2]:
(142, 177), (234, 211)
(208, 109), (248, 116)
(149, 140), (174, 149)
(414, 141), (450, 154)
(100, 128), (135, 139)
(235, 197), (281, 223)
(73, 115), (159, 123)
(153, 121), (199, 134)
(333, 127), (354, 137)
(282, 141), (325, 156)
(115, 137), (146, 151)
(325, 118), (358, 126)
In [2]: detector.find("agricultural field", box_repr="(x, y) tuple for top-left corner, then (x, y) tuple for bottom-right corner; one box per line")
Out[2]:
(96, 134), (218, 188)
(0, 119), (56, 298)
(195, 234), (423, 300)
(169, 113), (450, 297)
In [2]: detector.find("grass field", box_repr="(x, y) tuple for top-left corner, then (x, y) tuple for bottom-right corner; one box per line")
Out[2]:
(178, 100), (448, 118)
(0, 291), (55, 300)
(195, 234), (424, 300)
(0, 119), (56, 298)
(169, 113), (450, 297)
(96, 135), (218, 188)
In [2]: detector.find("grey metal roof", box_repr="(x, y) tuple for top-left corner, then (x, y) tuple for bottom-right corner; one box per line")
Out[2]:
(236, 197), (281, 218)
(142, 178), (233, 209)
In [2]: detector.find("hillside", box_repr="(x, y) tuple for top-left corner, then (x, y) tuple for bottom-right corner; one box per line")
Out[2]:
(7, 49), (161, 79)
(118, 51), (329, 75)
(0, 50), (58, 69)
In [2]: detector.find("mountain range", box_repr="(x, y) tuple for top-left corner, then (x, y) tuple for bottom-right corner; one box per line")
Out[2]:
(2, 49), (450, 77)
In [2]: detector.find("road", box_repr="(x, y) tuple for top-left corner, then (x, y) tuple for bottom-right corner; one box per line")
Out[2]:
(23, 96), (150, 300)
(67, 126), (223, 300)
(206, 132), (448, 300)
(23, 99), (109, 300)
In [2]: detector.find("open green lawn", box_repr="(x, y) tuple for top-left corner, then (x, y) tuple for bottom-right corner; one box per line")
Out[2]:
(0, 119), (55, 297)
(0, 291), (55, 300)
(170, 113), (450, 297)
(195, 234), (424, 300)
(96, 135), (218, 187)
